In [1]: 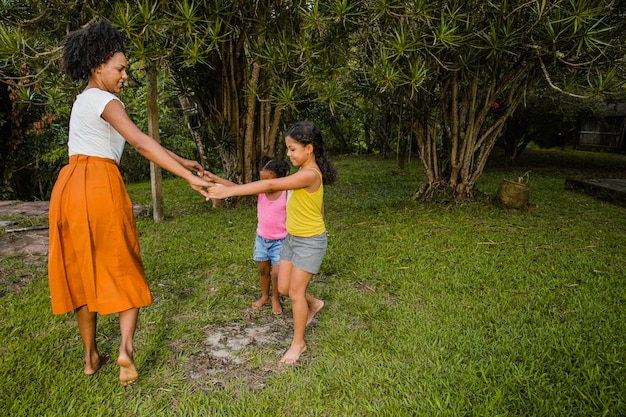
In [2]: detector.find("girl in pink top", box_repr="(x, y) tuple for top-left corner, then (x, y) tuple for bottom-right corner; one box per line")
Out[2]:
(206, 156), (290, 314)
(252, 156), (291, 313)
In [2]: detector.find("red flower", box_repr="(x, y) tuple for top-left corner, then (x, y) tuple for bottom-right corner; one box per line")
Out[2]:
(492, 102), (500, 109)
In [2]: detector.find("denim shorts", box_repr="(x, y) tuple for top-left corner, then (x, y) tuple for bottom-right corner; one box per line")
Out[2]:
(253, 234), (285, 265)
(280, 232), (327, 274)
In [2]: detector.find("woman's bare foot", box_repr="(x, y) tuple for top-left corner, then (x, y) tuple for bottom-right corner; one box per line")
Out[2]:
(306, 299), (324, 326)
(280, 342), (306, 365)
(117, 351), (138, 386)
(84, 352), (105, 376)
(252, 296), (269, 310)
(272, 298), (283, 315)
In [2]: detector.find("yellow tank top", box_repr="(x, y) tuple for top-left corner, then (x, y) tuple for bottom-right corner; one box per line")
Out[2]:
(286, 169), (325, 236)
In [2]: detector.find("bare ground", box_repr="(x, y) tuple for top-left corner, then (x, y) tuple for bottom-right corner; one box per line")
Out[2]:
(0, 201), (50, 257)
(181, 313), (297, 390)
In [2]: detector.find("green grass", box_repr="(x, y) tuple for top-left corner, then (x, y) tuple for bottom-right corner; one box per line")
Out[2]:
(1, 149), (625, 416)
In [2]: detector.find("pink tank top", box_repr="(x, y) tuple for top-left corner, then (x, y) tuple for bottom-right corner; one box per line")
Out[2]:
(256, 191), (287, 240)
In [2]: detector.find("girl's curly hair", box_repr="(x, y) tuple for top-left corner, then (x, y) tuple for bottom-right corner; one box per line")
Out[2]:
(61, 20), (125, 82)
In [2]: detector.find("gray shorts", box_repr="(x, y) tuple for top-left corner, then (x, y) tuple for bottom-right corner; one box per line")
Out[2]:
(280, 232), (327, 274)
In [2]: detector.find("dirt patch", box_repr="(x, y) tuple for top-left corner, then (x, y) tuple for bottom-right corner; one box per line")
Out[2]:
(0, 200), (50, 216)
(183, 314), (295, 390)
(0, 201), (50, 257)
(0, 228), (49, 257)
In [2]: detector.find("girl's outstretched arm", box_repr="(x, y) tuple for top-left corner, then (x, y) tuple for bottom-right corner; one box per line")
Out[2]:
(208, 169), (318, 200)
(202, 171), (237, 187)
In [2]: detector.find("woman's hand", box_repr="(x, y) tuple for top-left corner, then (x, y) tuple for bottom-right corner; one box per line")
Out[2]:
(180, 158), (205, 176)
(187, 175), (213, 201)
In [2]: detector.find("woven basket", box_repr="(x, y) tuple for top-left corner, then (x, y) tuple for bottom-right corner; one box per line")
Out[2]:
(497, 179), (530, 208)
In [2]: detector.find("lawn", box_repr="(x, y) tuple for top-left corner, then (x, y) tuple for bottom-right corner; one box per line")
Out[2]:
(1, 148), (625, 416)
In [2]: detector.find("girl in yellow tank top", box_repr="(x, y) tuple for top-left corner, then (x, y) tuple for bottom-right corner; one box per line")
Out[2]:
(286, 168), (325, 236)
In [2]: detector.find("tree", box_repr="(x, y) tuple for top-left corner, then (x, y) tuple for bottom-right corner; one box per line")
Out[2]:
(0, 2), (73, 199)
(110, 1), (172, 221)
(163, 0), (360, 184)
(357, 0), (625, 201)
(163, 1), (295, 184)
(0, 1), (211, 212)
(110, 0), (353, 197)
(0, 0), (180, 209)
(4, 0), (624, 206)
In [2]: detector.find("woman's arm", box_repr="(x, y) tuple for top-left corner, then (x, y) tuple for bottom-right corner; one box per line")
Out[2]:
(165, 149), (204, 176)
(102, 100), (211, 199)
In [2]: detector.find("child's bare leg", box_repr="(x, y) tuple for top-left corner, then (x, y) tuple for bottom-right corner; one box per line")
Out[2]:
(75, 305), (102, 375)
(305, 292), (324, 326)
(271, 266), (282, 314)
(252, 261), (271, 309)
(281, 292), (307, 364)
(277, 260), (292, 297)
(118, 308), (139, 386)
(280, 268), (313, 364)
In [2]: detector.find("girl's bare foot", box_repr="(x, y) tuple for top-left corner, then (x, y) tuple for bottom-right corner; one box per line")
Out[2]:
(84, 352), (105, 376)
(280, 342), (306, 365)
(252, 296), (269, 310)
(272, 298), (283, 315)
(306, 299), (324, 326)
(117, 351), (138, 386)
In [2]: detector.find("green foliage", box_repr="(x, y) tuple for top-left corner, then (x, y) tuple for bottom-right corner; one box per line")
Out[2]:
(0, 3), (79, 199)
(351, 0), (626, 199)
(1, 0), (625, 202)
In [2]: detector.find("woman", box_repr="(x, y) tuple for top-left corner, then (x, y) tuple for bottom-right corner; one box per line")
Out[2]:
(48, 20), (211, 386)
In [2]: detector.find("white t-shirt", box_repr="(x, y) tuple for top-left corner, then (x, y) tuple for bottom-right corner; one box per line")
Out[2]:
(68, 88), (126, 163)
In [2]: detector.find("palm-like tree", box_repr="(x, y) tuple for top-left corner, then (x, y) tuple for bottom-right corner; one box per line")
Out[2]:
(358, 0), (624, 200)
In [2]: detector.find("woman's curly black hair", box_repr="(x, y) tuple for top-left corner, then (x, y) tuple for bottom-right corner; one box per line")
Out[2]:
(61, 20), (126, 82)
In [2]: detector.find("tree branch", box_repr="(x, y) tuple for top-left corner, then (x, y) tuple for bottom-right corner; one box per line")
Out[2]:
(538, 55), (590, 99)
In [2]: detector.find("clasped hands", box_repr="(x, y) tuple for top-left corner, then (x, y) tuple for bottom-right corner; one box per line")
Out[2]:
(184, 166), (228, 201)
(180, 159), (231, 201)
(199, 171), (230, 200)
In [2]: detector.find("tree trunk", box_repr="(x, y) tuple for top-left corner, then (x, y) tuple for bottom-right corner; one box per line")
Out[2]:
(217, 39), (243, 183)
(169, 29), (286, 187)
(263, 100), (282, 157)
(414, 67), (528, 201)
(243, 60), (261, 183)
(146, 63), (163, 222)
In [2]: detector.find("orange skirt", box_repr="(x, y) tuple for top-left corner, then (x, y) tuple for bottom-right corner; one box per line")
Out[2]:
(48, 154), (153, 315)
